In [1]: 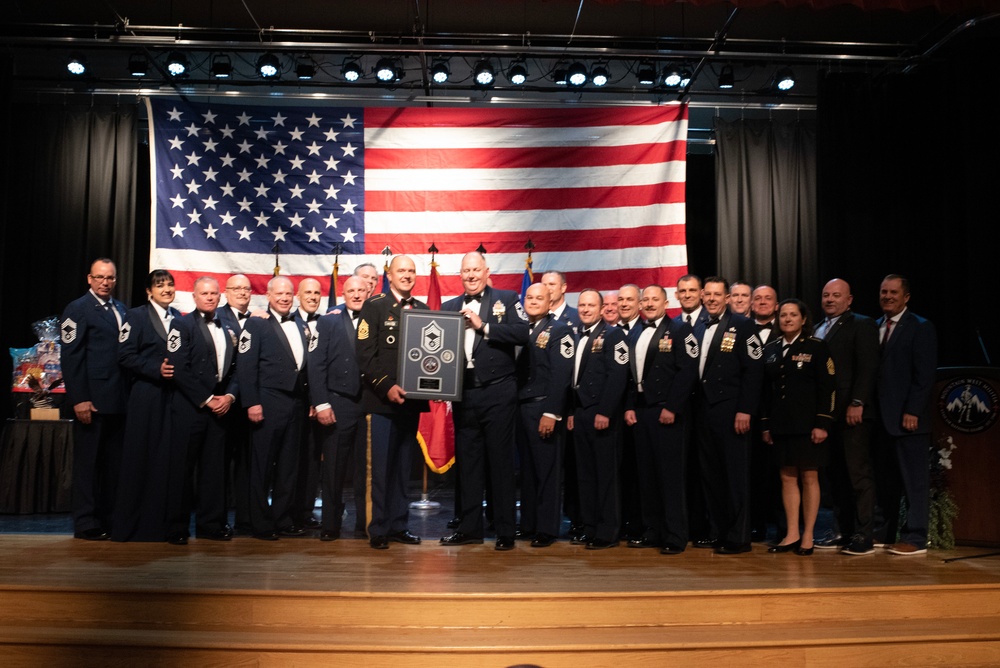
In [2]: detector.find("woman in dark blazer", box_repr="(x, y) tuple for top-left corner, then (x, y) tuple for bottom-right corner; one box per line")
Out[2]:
(111, 270), (181, 542)
(761, 299), (836, 556)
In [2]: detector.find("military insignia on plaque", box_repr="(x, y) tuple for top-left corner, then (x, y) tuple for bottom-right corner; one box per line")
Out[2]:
(61, 318), (77, 344)
(721, 329), (737, 352)
(560, 334), (575, 359)
(614, 341), (629, 365)
(684, 333), (699, 358)
(238, 329), (252, 354)
(398, 310), (464, 400)
(167, 330), (181, 353)
(746, 335), (763, 360)
(492, 300), (506, 320)
(536, 329), (551, 349)
(118, 322), (131, 343)
(659, 336), (672, 353)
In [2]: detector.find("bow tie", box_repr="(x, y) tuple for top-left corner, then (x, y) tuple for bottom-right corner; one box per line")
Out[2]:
(279, 313), (295, 323)
(237, 311), (249, 320)
(399, 298), (414, 308)
(581, 327), (594, 337)
(464, 294), (482, 304)
(707, 316), (721, 327)
(350, 310), (361, 320)
(202, 312), (219, 326)
(756, 321), (771, 331)
(643, 319), (658, 329)
(619, 322), (630, 332)
(305, 313), (319, 322)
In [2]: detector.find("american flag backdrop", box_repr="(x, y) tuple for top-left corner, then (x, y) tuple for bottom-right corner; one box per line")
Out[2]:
(147, 98), (689, 312)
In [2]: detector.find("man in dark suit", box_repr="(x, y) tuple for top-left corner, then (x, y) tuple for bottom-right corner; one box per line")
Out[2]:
(293, 277), (324, 531)
(60, 258), (129, 540)
(167, 277), (238, 543)
(624, 285), (699, 554)
(440, 251), (529, 551)
(815, 278), (880, 555)
(307, 276), (368, 541)
(516, 283), (575, 547)
(751, 285), (780, 345)
(216, 273), (252, 534)
(694, 276), (765, 554)
(541, 270), (579, 330)
(875, 274), (937, 556)
(569, 289), (629, 549)
(355, 255), (427, 549)
(615, 283), (644, 540)
(616, 284), (642, 337)
(236, 275), (310, 540)
(749, 283), (781, 541)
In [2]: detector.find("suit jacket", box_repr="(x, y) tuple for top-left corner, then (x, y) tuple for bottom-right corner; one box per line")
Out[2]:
(60, 291), (130, 413)
(573, 320), (629, 417)
(442, 286), (529, 386)
(308, 308), (362, 406)
(698, 310), (765, 415)
(356, 291), (429, 415)
(118, 302), (182, 386)
(673, 308), (711, 343)
(516, 314), (575, 418)
(823, 310), (879, 420)
(876, 309), (937, 436)
(237, 311), (310, 408)
(625, 317), (699, 413)
(555, 304), (580, 331)
(169, 311), (239, 409)
(761, 336), (837, 435)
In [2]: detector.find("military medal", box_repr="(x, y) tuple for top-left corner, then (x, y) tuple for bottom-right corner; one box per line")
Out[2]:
(536, 329), (550, 348)
(592, 334), (604, 353)
(493, 300), (506, 319)
(721, 329), (737, 352)
(659, 336), (672, 352)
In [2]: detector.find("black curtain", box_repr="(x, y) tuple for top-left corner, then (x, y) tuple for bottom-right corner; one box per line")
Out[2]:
(714, 117), (818, 299)
(0, 89), (138, 419)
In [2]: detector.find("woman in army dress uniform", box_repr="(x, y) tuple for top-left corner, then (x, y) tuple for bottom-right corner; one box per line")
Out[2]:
(761, 299), (836, 556)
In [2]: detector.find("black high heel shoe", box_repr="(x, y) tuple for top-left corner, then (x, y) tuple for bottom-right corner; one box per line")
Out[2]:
(767, 539), (802, 553)
(795, 545), (814, 556)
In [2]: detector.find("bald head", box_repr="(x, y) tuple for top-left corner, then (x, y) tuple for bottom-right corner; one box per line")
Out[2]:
(821, 278), (853, 318)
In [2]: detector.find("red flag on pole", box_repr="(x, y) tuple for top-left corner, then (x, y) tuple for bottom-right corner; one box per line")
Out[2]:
(417, 259), (456, 474)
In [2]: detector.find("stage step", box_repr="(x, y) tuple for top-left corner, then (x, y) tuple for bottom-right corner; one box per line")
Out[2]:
(2, 584), (999, 666)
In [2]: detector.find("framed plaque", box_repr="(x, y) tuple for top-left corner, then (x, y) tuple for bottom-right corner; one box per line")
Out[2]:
(398, 309), (465, 401)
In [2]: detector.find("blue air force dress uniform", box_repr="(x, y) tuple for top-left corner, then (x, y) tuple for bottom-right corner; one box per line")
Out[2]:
(693, 310), (764, 550)
(111, 301), (181, 541)
(60, 290), (129, 536)
(216, 303), (252, 532)
(441, 286), (530, 541)
(236, 309), (310, 537)
(625, 316), (699, 551)
(307, 307), (366, 538)
(516, 314), (575, 540)
(571, 320), (629, 545)
(355, 291), (429, 543)
(167, 309), (239, 540)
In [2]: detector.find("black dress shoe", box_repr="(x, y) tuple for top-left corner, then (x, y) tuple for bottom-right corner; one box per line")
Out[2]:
(530, 533), (555, 548)
(389, 530), (421, 545)
(221, 524), (234, 539)
(301, 517), (322, 530)
(253, 532), (279, 541)
(767, 539), (801, 553)
(495, 536), (515, 551)
(795, 545), (814, 556)
(716, 542), (752, 554)
(319, 530), (340, 541)
(570, 533), (591, 546)
(197, 529), (232, 541)
(369, 536), (389, 550)
(660, 544), (685, 555)
(278, 526), (307, 537)
(446, 516), (461, 529)
(166, 533), (189, 545)
(439, 532), (484, 546)
(585, 538), (619, 550)
(692, 538), (718, 549)
(627, 537), (658, 549)
(74, 528), (109, 541)
(514, 528), (535, 540)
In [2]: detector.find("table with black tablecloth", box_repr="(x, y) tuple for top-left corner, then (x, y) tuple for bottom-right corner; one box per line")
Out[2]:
(0, 419), (73, 514)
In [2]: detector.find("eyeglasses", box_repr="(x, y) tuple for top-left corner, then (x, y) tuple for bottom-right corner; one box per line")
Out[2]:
(89, 275), (117, 282)
(226, 286), (252, 293)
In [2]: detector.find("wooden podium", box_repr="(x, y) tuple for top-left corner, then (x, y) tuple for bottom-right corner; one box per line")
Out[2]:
(932, 367), (1000, 547)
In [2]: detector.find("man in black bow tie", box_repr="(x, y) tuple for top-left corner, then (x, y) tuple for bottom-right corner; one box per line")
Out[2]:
(237, 276), (310, 540)
(292, 277), (324, 530)
(440, 251), (529, 551)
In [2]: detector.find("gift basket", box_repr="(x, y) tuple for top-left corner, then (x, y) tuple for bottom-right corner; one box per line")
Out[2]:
(10, 317), (65, 419)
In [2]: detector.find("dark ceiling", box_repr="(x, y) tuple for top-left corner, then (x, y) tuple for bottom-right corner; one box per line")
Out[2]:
(3, 1), (998, 140)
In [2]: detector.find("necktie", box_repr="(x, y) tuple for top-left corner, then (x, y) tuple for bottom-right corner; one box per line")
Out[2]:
(464, 294), (482, 304)
(684, 314), (692, 326)
(881, 318), (894, 347)
(782, 343), (791, 357)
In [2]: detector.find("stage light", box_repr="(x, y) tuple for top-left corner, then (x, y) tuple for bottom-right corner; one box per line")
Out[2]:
(553, 65), (568, 85)
(210, 55), (232, 79)
(663, 68), (682, 88)
(473, 60), (495, 87)
(508, 62), (528, 85)
(166, 52), (188, 77)
(431, 61), (450, 84)
(679, 69), (692, 88)
(776, 68), (795, 91)
(636, 62), (656, 86)
(257, 53), (280, 79)
(66, 55), (87, 76)
(341, 59), (362, 82)
(375, 58), (401, 83)
(591, 65), (609, 87)
(718, 64), (734, 89)
(127, 54), (147, 77)
(567, 62), (588, 87)
(296, 58), (316, 80)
